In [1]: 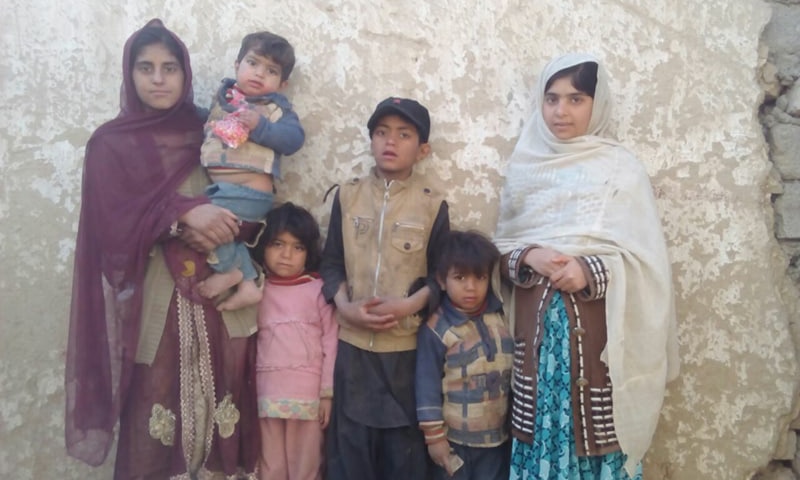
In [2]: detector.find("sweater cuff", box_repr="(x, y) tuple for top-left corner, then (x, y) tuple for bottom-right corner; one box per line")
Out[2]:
(507, 246), (539, 287)
(420, 421), (447, 445)
(576, 255), (609, 301)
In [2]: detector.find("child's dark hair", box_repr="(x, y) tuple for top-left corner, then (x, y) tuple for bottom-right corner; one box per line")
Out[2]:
(545, 61), (598, 98)
(250, 202), (321, 272)
(418, 230), (499, 315)
(129, 25), (185, 72)
(435, 230), (500, 281)
(236, 31), (295, 81)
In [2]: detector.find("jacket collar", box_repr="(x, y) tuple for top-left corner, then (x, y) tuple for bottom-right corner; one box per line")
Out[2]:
(440, 291), (503, 326)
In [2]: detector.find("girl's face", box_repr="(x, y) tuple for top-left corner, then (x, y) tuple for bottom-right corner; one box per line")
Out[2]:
(131, 42), (185, 111)
(264, 231), (307, 278)
(542, 76), (594, 140)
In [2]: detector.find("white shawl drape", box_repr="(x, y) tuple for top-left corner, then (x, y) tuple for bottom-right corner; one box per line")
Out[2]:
(494, 53), (679, 474)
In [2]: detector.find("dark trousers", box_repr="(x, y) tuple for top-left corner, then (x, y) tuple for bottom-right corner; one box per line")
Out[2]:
(325, 412), (430, 480)
(431, 441), (510, 480)
(325, 342), (433, 480)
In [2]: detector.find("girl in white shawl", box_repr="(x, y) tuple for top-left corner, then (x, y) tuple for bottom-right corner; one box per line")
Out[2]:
(494, 53), (678, 479)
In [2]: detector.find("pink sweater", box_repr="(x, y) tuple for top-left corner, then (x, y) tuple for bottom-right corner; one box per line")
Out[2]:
(256, 276), (337, 420)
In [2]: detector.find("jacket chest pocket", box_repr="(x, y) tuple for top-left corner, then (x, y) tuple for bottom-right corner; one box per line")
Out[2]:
(390, 222), (425, 254)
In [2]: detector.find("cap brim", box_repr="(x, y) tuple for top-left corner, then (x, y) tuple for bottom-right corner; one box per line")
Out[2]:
(368, 105), (428, 141)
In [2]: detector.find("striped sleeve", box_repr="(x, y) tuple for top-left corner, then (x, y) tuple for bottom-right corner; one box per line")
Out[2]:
(576, 255), (609, 301)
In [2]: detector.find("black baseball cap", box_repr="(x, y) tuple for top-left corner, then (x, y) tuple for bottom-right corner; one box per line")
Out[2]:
(367, 97), (430, 143)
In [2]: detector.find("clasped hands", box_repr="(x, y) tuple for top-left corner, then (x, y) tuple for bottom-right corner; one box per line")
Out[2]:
(334, 286), (429, 331)
(524, 247), (588, 293)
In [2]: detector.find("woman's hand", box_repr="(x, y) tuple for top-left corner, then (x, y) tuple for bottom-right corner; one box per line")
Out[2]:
(178, 204), (239, 252)
(549, 255), (588, 293)
(524, 248), (588, 292)
(523, 247), (563, 277)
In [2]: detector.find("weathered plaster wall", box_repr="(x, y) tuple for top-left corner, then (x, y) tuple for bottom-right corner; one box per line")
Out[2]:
(0, 1), (793, 478)
(758, 0), (800, 478)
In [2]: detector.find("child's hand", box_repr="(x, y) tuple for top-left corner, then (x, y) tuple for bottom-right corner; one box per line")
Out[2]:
(318, 398), (332, 429)
(336, 297), (397, 331)
(367, 286), (429, 319)
(427, 440), (455, 476)
(367, 296), (413, 318)
(550, 255), (588, 293)
(234, 108), (261, 131)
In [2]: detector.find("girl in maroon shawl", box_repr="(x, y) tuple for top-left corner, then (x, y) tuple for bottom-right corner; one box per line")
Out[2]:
(65, 19), (259, 479)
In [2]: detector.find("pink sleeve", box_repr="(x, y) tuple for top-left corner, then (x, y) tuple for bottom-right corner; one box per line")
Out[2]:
(318, 289), (338, 398)
(256, 286), (271, 330)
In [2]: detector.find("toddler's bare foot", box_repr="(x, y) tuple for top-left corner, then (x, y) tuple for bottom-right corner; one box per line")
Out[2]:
(196, 270), (243, 299)
(217, 280), (262, 311)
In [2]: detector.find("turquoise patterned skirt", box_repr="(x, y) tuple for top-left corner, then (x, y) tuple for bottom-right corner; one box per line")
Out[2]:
(509, 293), (643, 480)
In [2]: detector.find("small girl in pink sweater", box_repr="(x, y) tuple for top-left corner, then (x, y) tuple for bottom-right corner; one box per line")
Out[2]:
(252, 202), (338, 480)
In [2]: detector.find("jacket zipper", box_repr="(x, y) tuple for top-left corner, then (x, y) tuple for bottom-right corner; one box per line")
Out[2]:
(370, 181), (392, 348)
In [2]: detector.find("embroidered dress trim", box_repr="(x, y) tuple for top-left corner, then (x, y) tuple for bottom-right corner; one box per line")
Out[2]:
(214, 393), (240, 439)
(177, 291), (216, 472)
(148, 404), (176, 446)
(173, 467), (258, 480)
(569, 291), (590, 453)
(258, 398), (318, 420)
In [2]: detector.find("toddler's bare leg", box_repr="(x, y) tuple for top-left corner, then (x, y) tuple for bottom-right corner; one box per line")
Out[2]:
(217, 279), (262, 311)
(196, 269), (244, 299)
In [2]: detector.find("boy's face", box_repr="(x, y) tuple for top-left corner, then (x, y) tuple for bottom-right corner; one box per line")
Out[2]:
(440, 267), (490, 313)
(234, 50), (287, 97)
(370, 114), (430, 181)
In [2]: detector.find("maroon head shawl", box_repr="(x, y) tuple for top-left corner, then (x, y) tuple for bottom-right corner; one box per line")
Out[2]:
(65, 19), (208, 466)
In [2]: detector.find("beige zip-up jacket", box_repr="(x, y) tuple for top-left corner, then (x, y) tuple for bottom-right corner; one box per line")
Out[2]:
(337, 170), (446, 352)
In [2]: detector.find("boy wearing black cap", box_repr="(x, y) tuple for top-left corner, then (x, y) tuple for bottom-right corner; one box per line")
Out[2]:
(320, 97), (450, 480)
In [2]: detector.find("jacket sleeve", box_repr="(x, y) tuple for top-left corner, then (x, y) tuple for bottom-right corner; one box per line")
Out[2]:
(426, 200), (450, 278)
(317, 287), (338, 398)
(411, 201), (450, 317)
(415, 319), (446, 427)
(248, 106), (305, 155)
(320, 192), (346, 303)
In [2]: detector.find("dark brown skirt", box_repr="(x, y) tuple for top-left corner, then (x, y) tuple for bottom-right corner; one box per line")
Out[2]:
(114, 292), (259, 479)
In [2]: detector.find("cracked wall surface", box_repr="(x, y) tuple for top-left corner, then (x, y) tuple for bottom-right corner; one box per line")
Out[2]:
(0, 1), (794, 478)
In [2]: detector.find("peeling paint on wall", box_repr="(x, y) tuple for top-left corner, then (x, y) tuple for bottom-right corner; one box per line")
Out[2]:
(0, 1), (792, 479)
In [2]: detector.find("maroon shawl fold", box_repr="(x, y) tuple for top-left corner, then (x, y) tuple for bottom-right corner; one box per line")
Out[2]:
(65, 19), (207, 466)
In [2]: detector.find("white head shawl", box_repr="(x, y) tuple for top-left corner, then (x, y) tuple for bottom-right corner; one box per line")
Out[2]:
(494, 53), (679, 474)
